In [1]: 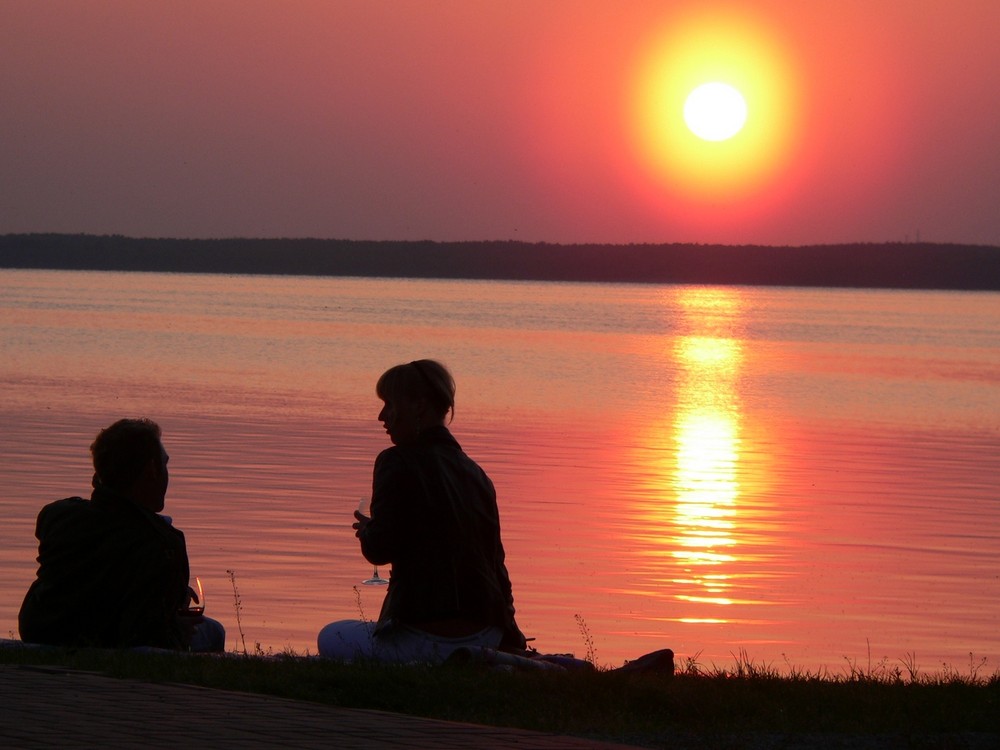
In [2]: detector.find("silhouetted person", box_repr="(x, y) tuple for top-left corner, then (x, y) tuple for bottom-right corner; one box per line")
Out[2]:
(318, 359), (526, 662)
(19, 418), (225, 651)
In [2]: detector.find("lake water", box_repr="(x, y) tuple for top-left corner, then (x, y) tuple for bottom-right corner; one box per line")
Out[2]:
(1, 268), (998, 674)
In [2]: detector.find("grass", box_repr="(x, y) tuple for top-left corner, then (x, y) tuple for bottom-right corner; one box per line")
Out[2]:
(2, 643), (998, 748)
(7, 577), (998, 745)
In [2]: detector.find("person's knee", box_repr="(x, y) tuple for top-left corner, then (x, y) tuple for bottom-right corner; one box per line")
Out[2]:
(316, 621), (339, 655)
(191, 617), (226, 653)
(318, 619), (372, 660)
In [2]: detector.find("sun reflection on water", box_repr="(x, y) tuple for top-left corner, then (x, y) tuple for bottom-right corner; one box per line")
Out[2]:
(627, 288), (761, 626)
(670, 332), (743, 614)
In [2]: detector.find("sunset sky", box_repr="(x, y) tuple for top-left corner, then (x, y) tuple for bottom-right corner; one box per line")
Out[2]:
(2, 1), (998, 246)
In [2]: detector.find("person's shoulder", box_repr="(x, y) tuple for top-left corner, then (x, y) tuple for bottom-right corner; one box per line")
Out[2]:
(375, 444), (401, 461)
(38, 496), (89, 520)
(374, 444), (404, 468)
(45, 495), (90, 508)
(374, 429), (462, 469)
(46, 495), (88, 508)
(35, 496), (96, 537)
(374, 441), (440, 474)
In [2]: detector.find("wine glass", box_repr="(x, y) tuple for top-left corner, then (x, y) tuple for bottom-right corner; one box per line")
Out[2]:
(358, 498), (388, 585)
(180, 576), (205, 616)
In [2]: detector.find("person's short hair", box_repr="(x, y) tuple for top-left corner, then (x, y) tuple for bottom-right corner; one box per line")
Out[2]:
(376, 359), (456, 422)
(90, 418), (163, 490)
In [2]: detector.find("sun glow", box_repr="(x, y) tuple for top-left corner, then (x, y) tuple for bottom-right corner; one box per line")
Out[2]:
(629, 11), (799, 198)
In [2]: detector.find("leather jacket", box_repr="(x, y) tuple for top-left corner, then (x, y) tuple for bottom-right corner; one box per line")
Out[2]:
(359, 426), (526, 649)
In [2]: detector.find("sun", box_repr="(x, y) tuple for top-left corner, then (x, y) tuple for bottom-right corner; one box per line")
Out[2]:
(683, 82), (747, 141)
(628, 10), (799, 199)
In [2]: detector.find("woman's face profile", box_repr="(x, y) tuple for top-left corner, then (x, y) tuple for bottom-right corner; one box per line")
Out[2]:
(378, 394), (422, 445)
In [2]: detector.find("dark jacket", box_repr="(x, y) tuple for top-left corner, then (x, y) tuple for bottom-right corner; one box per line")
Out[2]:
(359, 426), (526, 649)
(18, 484), (190, 649)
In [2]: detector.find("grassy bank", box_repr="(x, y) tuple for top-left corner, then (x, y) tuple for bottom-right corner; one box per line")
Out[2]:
(2, 645), (998, 748)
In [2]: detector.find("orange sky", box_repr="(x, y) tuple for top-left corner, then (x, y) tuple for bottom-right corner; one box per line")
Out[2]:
(1, 1), (998, 246)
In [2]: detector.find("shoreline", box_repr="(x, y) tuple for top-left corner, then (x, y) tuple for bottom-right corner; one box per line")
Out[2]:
(3, 233), (1000, 291)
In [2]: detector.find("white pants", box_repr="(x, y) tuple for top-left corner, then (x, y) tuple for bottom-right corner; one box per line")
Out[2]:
(190, 616), (226, 653)
(317, 619), (502, 664)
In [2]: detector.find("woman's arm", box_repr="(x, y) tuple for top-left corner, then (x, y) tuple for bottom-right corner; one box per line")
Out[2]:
(359, 449), (409, 565)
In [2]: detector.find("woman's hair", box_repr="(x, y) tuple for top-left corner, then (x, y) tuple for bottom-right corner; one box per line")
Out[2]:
(90, 418), (163, 490)
(376, 359), (456, 422)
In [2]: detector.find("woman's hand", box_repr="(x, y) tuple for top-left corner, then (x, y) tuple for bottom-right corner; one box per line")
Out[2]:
(353, 509), (370, 537)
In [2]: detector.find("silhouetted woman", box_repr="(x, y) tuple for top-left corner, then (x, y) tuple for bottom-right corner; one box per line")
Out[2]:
(318, 359), (526, 662)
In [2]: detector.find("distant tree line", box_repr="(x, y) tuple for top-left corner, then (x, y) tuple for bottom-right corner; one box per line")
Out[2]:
(1, 233), (998, 290)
